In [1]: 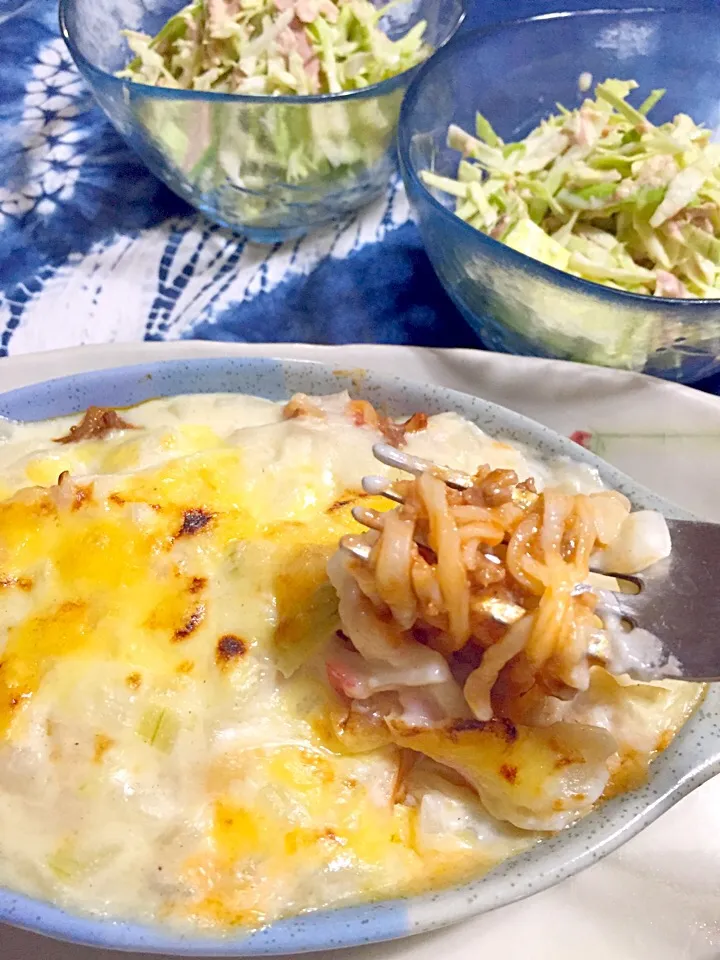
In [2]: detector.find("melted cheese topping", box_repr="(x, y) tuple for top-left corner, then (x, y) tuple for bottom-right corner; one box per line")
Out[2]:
(0, 394), (702, 931)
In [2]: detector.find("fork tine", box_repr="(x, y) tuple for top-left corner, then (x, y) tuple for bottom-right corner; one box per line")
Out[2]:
(351, 505), (385, 531)
(361, 475), (405, 504)
(372, 443), (474, 490)
(353, 501), (436, 551)
(340, 535), (373, 562)
(588, 569), (644, 592)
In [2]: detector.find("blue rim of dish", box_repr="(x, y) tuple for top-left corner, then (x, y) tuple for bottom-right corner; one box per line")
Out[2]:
(0, 355), (718, 956)
(397, 5), (720, 310)
(58, 0), (466, 106)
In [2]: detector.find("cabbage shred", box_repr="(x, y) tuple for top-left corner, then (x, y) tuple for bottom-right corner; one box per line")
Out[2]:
(119, 0), (431, 96)
(422, 79), (720, 299)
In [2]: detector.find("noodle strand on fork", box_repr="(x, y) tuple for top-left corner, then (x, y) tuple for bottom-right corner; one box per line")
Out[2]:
(417, 472), (470, 647)
(464, 617), (532, 721)
(374, 510), (418, 629)
(330, 459), (632, 730)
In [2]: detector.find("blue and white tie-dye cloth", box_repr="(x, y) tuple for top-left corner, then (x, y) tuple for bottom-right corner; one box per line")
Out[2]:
(0, 0), (719, 398)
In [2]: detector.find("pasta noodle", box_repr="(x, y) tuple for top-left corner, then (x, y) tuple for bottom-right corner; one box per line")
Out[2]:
(330, 462), (635, 728)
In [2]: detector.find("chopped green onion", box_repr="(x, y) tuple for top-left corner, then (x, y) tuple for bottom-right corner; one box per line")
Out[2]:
(48, 840), (119, 882)
(48, 845), (85, 881)
(137, 705), (180, 752)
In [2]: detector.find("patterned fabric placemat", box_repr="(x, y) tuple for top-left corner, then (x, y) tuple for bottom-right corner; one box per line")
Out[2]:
(0, 0), (717, 396)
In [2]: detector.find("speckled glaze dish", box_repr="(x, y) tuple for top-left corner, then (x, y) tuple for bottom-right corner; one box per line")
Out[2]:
(0, 355), (717, 957)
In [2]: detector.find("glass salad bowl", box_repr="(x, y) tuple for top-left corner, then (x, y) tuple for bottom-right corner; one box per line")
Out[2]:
(398, 8), (720, 383)
(60, 0), (464, 243)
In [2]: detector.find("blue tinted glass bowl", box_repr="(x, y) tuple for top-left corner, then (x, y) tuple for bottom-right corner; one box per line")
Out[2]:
(398, 8), (720, 383)
(60, 0), (464, 244)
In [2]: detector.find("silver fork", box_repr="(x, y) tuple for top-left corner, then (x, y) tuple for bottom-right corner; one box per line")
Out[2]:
(340, 443), (720, 683)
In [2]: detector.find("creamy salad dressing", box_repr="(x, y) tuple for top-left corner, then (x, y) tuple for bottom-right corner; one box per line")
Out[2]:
(0, 393), (703, 932)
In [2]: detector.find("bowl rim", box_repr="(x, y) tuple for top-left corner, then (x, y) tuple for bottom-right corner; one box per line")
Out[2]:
(0, 353), (718, 956)
(397, 5), (720, 310)
(58, 0), (466, 106)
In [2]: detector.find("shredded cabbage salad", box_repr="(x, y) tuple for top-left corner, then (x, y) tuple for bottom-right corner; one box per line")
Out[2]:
(117, 0), (431, 231)
(119, 0), (430, 96)
(422, 79), (720, 299)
